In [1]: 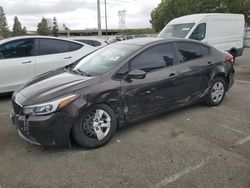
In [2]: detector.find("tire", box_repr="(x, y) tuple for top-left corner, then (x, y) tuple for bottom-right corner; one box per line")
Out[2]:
(72, 104), (117, 148)
(205, 77), (226, 106)
(230, 51), (236, 64)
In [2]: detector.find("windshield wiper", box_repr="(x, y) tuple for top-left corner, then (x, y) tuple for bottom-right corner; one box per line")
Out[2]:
(72, 69), (90, 77)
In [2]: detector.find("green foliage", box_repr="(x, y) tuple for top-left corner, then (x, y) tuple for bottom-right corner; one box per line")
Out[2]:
(118, 28), (156, 35)
(0, 6), (10, 38)
(150, 0), (250, 32)
(52, 17), (59, 37)
(37, 17), (49, 36)
(12, 16), (24, 36)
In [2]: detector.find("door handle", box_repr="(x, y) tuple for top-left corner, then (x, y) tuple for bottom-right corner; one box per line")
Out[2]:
(64, 56), (72, 59)
(169, 73), (177, 78)
(207, 61), (213, 65)
(21, 61), (32, 64)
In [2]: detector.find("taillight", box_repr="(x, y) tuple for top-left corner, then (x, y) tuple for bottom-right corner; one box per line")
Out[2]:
(226, 54), (234, 63)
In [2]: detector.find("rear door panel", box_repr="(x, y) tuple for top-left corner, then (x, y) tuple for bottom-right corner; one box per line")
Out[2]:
(35, 39), (93, 76)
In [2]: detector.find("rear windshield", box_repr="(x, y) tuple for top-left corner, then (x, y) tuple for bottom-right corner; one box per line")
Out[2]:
(158, 23), (195, 38)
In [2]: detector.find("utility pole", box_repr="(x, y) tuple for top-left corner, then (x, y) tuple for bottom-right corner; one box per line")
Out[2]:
(97, 0), (102, 36)
(105, 0), (108, 35)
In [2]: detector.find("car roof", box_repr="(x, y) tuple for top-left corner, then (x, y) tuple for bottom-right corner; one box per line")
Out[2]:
(0, 35), (85, 45)
(118, 37), (166, 46)
(169, 13), (245, 24)
(67, 36), (106, 42)
(118, 37), (203, 47)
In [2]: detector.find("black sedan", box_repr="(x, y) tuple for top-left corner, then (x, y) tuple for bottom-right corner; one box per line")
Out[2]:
(10, 38), (234, 148)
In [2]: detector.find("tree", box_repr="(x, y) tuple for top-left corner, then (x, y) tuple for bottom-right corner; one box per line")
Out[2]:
(22, 26), (27, 35)
(0, 6), (10, 38)
(12, 16), (23, 36)
(150, 0), (250, 32)
(63, 23), (70, 30)
(37, 17), (49, 35)
(52, 17), (59, 37)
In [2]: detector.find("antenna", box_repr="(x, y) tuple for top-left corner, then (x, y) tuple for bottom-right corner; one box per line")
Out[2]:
(118, 10), (127, 29)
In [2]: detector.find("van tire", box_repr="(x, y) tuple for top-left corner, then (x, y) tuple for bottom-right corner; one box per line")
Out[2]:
(229, 50), (237, 63)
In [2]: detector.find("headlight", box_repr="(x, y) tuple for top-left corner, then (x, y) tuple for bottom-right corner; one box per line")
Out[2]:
(23, 94), (79, 115)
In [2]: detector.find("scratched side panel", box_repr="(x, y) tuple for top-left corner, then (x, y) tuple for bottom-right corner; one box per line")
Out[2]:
(75, 79), (126, 126)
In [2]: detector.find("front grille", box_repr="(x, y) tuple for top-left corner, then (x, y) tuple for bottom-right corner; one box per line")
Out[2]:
(12, 100), (22, 115)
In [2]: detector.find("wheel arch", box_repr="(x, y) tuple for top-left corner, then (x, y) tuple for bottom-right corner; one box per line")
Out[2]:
(71, 100), (123, 135)
(209, 67), (229, 91)
(229, 48), (237, 57)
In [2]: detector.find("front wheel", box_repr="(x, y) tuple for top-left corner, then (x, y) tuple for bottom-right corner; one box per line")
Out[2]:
(205, 77), (226, 106)
(72, 104), (117, 148)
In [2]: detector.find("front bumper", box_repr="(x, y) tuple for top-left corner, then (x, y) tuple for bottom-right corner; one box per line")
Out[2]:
(10, 109), (75, 147)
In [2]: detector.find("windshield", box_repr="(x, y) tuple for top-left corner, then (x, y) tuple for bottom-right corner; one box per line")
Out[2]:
(158, 23), (195, 38)
(72, 43), (140, 76)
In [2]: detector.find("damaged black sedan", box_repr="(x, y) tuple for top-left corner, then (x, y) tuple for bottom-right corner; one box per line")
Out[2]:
(10, 38), (234, 148)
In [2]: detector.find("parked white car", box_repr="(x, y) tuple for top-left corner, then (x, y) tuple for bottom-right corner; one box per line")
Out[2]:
(0, 36), (95, 93)
(158, 13), (245, 61)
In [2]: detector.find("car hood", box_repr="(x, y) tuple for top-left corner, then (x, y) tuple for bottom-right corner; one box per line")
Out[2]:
(14, 68), (99, 106)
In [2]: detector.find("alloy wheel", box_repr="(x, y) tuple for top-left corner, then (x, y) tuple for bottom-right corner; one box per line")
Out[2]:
(211, 82), (224, 103)
(81, 109), (111, 141)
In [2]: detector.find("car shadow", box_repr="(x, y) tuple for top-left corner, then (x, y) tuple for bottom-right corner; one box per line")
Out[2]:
(34, 103), (205, 153)
(116, 103), (203, 135)
(0, 92), (12, 101)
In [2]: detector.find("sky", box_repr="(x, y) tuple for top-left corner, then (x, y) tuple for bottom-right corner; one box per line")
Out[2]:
(1, 0), (161, 31)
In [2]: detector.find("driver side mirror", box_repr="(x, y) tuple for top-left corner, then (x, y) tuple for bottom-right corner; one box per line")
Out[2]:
(127, 69), (146, 79)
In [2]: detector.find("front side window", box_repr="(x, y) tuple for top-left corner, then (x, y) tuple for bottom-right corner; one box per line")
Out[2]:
(158, 23), (195, 38)
(130, 43), (175, 73)
(189, 23), (206, 41)
(72, 43), (140, 76)
(176, 42), (210, 62)
(0, 39), (34, 59)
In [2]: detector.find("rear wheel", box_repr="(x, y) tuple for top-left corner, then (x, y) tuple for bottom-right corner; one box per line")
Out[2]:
(72, 104), (117, 148)
(205, 77), (226, 106)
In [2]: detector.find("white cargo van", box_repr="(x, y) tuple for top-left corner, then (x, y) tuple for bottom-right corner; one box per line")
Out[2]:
(158, 13), (245, 61)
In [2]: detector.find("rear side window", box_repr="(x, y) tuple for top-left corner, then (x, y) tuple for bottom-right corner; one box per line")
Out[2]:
(39, 39), (82, 55)
(76, 40), (93, 46)
(0, 39), (34, 59)
(176, 42), (209, 62)
(39, 39), (69, 55)
(76, 39), (101, 47)
(189, 23), (206, 41)
(92, 40), (101, 47)
(69, 42), (82, 51)
(130, 43), (175, 73)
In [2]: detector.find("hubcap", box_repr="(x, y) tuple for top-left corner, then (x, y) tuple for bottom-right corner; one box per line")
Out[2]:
(211, 82), (224, 103)
(81, 109), (111, 141)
